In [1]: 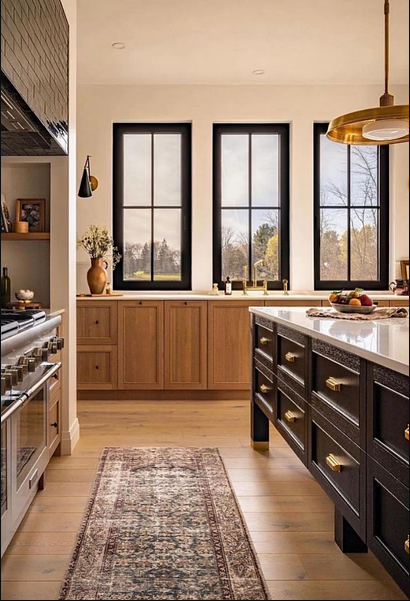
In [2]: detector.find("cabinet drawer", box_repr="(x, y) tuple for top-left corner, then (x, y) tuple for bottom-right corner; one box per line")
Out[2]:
(312, 340), (362, 432)
(255, 320), (274, 363)
(310, 410), (366, 539)
(368, 364), (409, 487)
(77, 302), (118, 345)
(277, 325), (307, 387)
(254, 367), (275, 415)
(49, 366), (61, 397)
(367, 458), (409, 596)
(276, 378), (306, 462)
(77, 346), (118, 390)
(48, 396), (60, 454)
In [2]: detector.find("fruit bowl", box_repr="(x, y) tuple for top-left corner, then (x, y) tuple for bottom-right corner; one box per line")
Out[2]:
(331, 302), (377, 315)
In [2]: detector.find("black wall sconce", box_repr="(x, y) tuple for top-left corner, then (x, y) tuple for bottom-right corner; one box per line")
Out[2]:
(78, 155), (99, 198)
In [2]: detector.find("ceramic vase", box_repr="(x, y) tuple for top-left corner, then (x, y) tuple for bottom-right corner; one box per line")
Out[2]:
(87, 258), (107, 295)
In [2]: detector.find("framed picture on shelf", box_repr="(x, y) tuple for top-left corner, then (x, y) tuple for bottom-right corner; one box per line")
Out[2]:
(16, 199), (46, 233)
(1, 194), (12, 233)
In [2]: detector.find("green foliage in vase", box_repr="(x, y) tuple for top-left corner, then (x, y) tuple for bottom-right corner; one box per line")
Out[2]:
(78, 225), (122, 270)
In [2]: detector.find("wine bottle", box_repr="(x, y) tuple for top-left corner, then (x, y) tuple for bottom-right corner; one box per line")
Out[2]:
(225, 276), (232, 296)
(1, 265), (11, 307)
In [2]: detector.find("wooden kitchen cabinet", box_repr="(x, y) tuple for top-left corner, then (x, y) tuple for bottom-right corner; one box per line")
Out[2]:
(266, 299), (322, 307)
(77, 345), (118, 390)
(118, 301), (164, 390)
(165, 301), (208, 390)
(208, 301), (264, 390)
(77, 301), (118, 345)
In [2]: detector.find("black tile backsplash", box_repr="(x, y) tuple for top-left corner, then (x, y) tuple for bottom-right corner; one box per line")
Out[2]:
(1, 0), (69, 156)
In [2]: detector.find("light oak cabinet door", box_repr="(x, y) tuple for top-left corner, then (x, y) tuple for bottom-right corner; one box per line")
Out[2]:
(165, 301), (208, 390)
(77, 346), (118, 390)
(77, 302), (118, 345)
(118, 301), (164, 390)
(48, 391), (61, 456)
(266, 300), (322, 307)
(208, 301), (264, 390)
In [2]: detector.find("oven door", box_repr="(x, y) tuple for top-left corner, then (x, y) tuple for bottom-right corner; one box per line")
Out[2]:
(10, 362), (61, 529)
(1, 419), (12, 556)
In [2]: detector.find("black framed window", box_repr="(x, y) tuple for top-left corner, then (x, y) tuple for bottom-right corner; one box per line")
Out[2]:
(314, 124), (389, 290)
(213, 124), (290, 289)
(113, 124), (192, 290)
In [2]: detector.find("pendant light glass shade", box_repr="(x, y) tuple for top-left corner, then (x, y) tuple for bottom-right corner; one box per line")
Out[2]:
(327, 0), (409, 146)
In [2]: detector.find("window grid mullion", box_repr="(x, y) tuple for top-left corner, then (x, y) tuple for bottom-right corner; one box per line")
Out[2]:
(248, 134), (253, 281)
(151, 133), (155, 282)
(347, 146), (352, 283)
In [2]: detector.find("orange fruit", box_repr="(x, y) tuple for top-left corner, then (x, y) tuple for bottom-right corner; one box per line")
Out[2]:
(329, 293), (339, 303)
(349, 298), (362, 306)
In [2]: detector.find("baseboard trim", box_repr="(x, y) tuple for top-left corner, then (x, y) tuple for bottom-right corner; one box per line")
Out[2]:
(78, 390), (250, 401)
(61, 418), (80, 455)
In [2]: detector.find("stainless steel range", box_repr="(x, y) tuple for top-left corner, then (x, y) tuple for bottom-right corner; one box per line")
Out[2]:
(1, 309), (64, 556)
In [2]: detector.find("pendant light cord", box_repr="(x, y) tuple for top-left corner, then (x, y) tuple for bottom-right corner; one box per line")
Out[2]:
(384, 0), (390, 95)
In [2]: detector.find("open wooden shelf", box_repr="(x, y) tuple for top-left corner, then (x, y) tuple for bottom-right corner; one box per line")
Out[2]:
(1, 232), (51, 240)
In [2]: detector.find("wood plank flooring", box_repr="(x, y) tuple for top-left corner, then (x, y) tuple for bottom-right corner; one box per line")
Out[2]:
(1, 400), (407, 601)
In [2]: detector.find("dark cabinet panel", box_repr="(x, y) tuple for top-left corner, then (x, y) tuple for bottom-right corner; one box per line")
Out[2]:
(368, 364), (409, 487)
(368, 458), (409, 597)
(309, 409), (366, 540)
(254, 368), (275, 415)
(312, 352), (361, 426)
(276, 378), (307, 464)
(277, 327), (307, 387)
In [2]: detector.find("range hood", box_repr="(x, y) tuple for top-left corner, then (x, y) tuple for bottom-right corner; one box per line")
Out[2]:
(1, 75), (68, 156)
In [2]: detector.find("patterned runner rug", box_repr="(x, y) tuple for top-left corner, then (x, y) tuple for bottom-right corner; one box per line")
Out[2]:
(60, 447), (270, 600)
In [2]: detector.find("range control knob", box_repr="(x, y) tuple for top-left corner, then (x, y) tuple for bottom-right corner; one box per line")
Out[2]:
(32, 348), (43, 366)
(48, 341), (58, 355)
(52, 337), (65, 350)
(27, 358), (36, 373)
(2, 372), (13, 390)
(17, 357), (29, 375)
(6, 369), (19, 386)
(6, 366), (23, 384)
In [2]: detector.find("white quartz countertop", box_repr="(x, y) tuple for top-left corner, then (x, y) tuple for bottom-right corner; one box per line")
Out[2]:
(250, 307), (410, 376)
(76, 292), (409, 302)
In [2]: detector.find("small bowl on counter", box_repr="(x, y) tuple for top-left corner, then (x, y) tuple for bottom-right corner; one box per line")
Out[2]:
(15, 290), (35, 302)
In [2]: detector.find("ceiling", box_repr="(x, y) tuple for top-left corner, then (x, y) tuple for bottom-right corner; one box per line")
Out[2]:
(78, 0), (410, 86)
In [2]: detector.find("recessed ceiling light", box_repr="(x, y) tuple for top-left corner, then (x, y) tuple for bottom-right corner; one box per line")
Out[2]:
(112, 42), (126, 50)
(252, 70), (265, 76)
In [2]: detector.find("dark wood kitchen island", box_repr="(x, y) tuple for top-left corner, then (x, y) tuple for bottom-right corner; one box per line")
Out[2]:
(250, 306), (409, 597)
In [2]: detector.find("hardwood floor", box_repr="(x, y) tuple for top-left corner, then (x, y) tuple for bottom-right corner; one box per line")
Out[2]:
(1, 400), (406, 601)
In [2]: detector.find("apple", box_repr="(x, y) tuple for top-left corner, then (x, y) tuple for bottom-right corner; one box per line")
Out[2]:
(359, 294), (373, 307)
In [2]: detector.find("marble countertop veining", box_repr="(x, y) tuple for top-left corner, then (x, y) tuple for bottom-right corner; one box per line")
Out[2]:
(250, 306), (409, 376)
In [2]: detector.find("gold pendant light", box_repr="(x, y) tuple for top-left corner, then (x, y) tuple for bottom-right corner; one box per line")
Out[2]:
(327, 0), (409, 146)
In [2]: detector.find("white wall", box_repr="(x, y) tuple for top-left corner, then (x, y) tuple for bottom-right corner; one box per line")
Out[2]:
(77, 84), (409, 292)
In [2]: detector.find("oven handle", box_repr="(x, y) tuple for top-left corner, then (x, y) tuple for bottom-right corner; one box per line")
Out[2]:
(1, 362), (62, 424)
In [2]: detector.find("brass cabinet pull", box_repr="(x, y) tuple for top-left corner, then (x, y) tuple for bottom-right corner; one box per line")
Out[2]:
(285, 411), (296, 423)
(406, 426), (409, 441)
(260, 337), (270, 346)
(259, 384), (272, 394)
(285, 352), (296, 363)
(405, 536), (409, 555)
(326, 377), (342, 392)
(326, 454), (342, 473)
